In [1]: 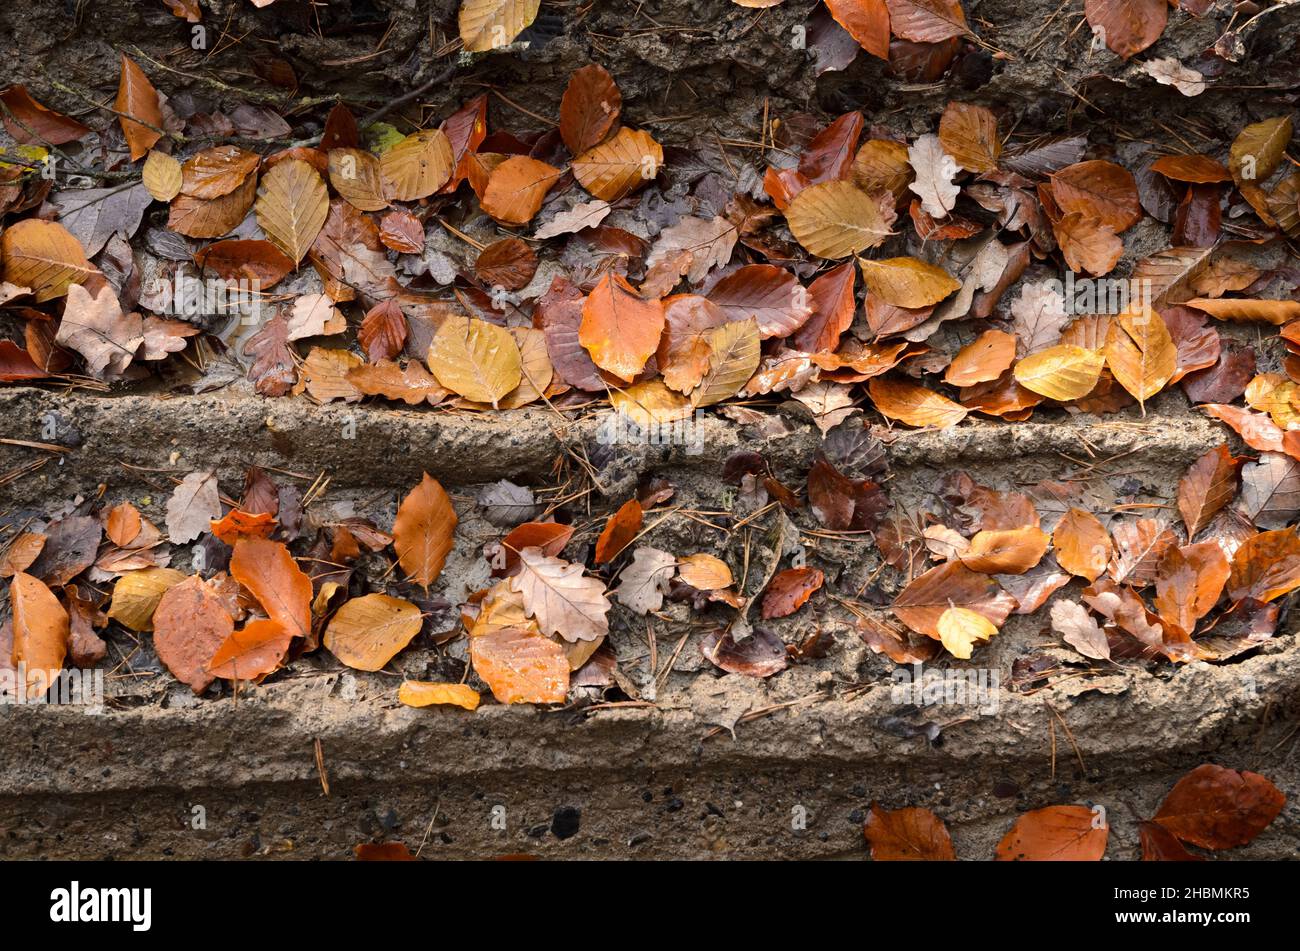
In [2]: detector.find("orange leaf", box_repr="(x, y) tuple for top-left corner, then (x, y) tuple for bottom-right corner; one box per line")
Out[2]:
(230, 537), (312, 640)
(1084, 0), (1167, 58)
(398, 681), (480, 710)
(1177, 444), (1242, 538)
(1053, 508), (1111, 582)
(578, 272), (665, 382)
(210, 509), (277, 545)
(864, 803), (957, 860)
(1227, 528), (1300, 603)
(9, 572), (69, 699)
(823, 0), (890, 59)
(114, 53), (163, 161)
(1049, 159), (1142, 231)
(481, 156), (562, 225)
(392, 473), (458, 589)
(207, 617), (292, 682)
(944, 329), (1015, 387)
(996, 804), (1108, 860)
(0, 85), (90, 145)
(594, 499), (643, 564)
(470, 626), (569, 704)
(496, 522), (575, 577)
(869, 377), (967, 428)
(959, 526), (1050, 575)
(891, 561), (1016, 639)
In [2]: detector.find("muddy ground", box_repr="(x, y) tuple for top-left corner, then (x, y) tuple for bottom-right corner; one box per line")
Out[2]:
(1, 0), (1299, 859)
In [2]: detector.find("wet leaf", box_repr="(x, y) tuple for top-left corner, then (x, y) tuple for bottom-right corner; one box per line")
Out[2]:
(824, 0), (890, 60)
(1083, 0), (1167, 58)
(863, 803), (956, 860)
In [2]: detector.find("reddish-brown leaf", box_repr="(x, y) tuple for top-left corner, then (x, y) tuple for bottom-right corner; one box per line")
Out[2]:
(824, 0), (890, 60)
(0, 85), (90, 145)
(1153, 764), (1285, 850)
(761, 567), (824, 619)
(1177, 444), (1242, 538)
(559, 64), (621, 155)
(863, 803), (957, 860)
(152, 575), (234, 694)
(378, 210), (425, 254)
(892, 561), (1016, 639)
(1084, 0), (1167, 58)
(194, 239), (296, 287)
(706, 264), (812, 339)
(791, 262), (855, 354)
(594, 499), (643, 564)
(358, 300), (407, 363)
(537, 275), (604, 391)
(476, 237), (538, 291)
(1227, 528), (1300, 603)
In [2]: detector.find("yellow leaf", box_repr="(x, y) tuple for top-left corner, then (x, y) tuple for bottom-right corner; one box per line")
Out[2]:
(255, 159), (329, 264)
(327, 148), (388, 212)
(785, 180), (895, 259)
(678, 553), (732, 591)
(427, 314), (522, 407)
(398, 681), (481, 710)
(1104, 306), (1176, 410)
(610, 379), (693, 428)
(142, 150), (182, 201)
(1229, 116), (1292, 187)
(868, 377), (967, 428)
(324, 593), (423, 671)
(1013, 344), (1105, 401)
(936, 606), (998, 660)
(459, 0), (540, 52)
(857, 256), (960, 308)
(1186, 297), (1300, 325)
(692, 317), (761, 407)
(107, 567), (188, 631)
(380, 129), (453, 202)
(0, 218), (96, 302)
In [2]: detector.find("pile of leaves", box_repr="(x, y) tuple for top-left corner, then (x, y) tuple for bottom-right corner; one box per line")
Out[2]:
(863, 763), (1286, 860)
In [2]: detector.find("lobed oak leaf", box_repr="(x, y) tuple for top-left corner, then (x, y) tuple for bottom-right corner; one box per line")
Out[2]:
(510, 547), (611, 643)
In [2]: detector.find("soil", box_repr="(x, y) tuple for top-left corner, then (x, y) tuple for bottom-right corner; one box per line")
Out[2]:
(0, 0), (1299, 860)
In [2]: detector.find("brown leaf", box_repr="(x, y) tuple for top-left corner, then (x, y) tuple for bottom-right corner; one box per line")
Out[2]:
(792, 262), (856, 353)
(1178, 444), (1242, 538)
(892, 561), (1016, 639)
(152, 575), (233, 694)
(55, 283), (143, 378)
(707, 264), (812, 338)
(358, 300), (407, 362)
(231, 537), (312, 640)
(380, 129), (453, 201)
(761, 567), (824, 618)
(1139, 820), (1205, 861)
(1050, 160), (1142, 232)
(392, 473), (458, 590)
(807, 454), (889, 531)
(938, 101), (1000, 173)
(194, 238), (296, 287)
(884, 0), (970, 42)
(1109, 518), (1178, 586)
(27, 515), (100, 586)
(378, 209), (424, 254)
(243, 311), (296, 397)
(700, 628), (788, 678)
(475, 237), (538, 291)
(1104, 306), (1176, 409)
(1, 218), (98, 302)
(572, 127), (662, 202)
(181, 145), (259, 199)
(255, 158), (329, 264)
(1153, 764), (1285, 850)
(1084, 0), (1167, 58)
(511, 548), (611, 643)
(824, 0), (890, 59)
(1154, 542), (1229, 634)
(863, 802), (956, 860)
(115, 53), (162, 160)
(559, 64), (621, 155)
(167, 172), (258, 239)
(538, 275), (605, 391)
(1227, 528), (1300, 603)
(327, 148), (388, 212)
(996, 804), (1108, 860)
(496, 522), (575, 578)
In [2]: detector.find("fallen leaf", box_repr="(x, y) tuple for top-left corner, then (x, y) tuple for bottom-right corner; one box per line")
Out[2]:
(1013, 344), (1105, 401)
(869, 376), (967, 428)
(996, 805), (1108, 860)
(907, 134), (960, 218)
(1153, 764), (1285, 850)
(324, 593), (423, 671)
(115, 53), (162, 160)
(392, 473), (457, 589)
(427, 314), (522, 407)
(858, 256), (960, 308)
(482, 156), (562, 225)
(1084, 0), (1167, 58)
(1050, 598), (1110, 660)
(786, 180), (895, 259)
(107, 567), (187, 631)
(579, 271), (665, 382)
(938, 101), (1000, 173)
(380, 129), (453, 201)
(166, 470), (222, 544)
(944, 329), (1015, 387)
(55, 283), (143, 378)
(936, 605), (998, 658)
(559, 64), (621, 154)
(511, 547), (610, 643)
(459, 0), (540, 52)
(573, 127), (662, 202)
(398, 681), (480, 710)
(10, 572), (69, 699)
(1178, 444), (1241, 538)
(1053, 507), (1111, 582)
(594, 498), (643, 564)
